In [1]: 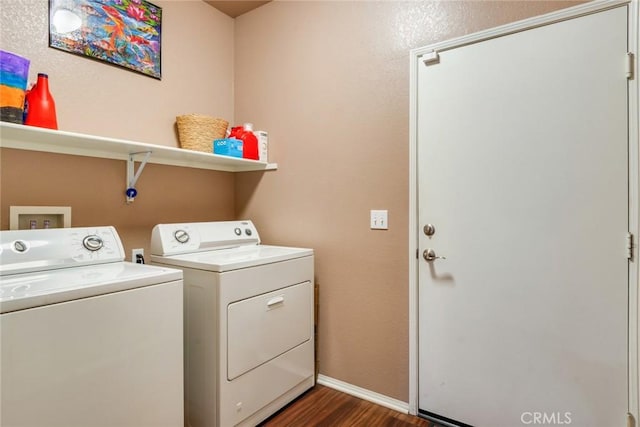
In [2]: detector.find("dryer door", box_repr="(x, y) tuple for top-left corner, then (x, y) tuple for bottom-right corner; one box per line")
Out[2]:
(227, 281), (312, 380)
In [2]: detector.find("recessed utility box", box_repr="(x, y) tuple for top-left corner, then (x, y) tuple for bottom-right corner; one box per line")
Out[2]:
(10, 206), (71, 230)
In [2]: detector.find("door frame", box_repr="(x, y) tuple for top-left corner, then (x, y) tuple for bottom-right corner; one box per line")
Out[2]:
(408, 0), (640, 421)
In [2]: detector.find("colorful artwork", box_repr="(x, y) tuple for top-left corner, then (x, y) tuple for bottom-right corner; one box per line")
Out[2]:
(49, 0), (161, 79)
(0, 50), (30, 124)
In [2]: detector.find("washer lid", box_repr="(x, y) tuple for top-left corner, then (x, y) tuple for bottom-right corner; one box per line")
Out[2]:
(0, 262), (182, 314)
(150, 245), (313, 272)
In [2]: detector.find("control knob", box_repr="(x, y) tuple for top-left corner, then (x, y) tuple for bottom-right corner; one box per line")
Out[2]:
(174, 229), (190, 244)
(13, 240), (28, 253)
(82, 235), (104, 251)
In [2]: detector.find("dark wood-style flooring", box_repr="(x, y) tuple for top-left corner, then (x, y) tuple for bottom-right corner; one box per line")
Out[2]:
(259, 385), (435, 427)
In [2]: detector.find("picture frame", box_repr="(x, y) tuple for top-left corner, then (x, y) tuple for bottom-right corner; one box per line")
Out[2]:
(49, 0), (162, 79)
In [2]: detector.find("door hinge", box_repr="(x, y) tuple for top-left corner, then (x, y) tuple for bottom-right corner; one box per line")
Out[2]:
(627, 412), (635, 427)
(422, 51), (440, 66)
(627, 232), (634, 259)
(627, 52), (635, 80)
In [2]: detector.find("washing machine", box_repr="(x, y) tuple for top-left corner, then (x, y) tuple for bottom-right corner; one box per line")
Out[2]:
(0, 226), (184, 427)
(150, 220), (315, 427)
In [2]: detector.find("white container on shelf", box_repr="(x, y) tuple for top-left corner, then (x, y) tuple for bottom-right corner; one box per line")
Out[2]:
(255, 130), (268, 163)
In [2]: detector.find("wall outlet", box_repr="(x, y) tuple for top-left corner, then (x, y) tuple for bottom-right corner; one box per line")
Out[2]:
(370, 210), (388, 230)
(132, 248), (144, 264)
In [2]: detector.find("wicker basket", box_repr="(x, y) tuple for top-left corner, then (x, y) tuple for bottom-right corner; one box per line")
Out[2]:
(176, 114), (228, 153)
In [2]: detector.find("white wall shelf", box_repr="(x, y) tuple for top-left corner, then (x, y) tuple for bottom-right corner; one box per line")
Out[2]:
(0, 122), (277, 172)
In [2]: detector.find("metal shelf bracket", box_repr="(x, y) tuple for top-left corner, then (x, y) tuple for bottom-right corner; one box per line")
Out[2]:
(126, 151), (152, 204)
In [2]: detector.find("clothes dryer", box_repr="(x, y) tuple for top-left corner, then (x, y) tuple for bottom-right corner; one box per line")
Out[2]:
(150, 220), (314, 427)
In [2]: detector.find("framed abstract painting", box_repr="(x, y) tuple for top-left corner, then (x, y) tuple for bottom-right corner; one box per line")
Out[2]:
(49, 0), (162, 79)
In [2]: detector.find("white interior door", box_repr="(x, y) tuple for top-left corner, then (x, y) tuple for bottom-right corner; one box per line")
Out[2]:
(417, 5), (630, 427)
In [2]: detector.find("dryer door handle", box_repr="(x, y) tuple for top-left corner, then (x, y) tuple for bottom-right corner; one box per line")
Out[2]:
(266, 296), (285, 308)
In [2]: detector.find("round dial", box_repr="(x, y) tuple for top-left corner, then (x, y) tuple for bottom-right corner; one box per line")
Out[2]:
(13, 240), (28, 253)
(82, 235), (104, 251)
(234, 228), (242, 236)
(245, 228), (252, 236)
(174, 229), (190, 244)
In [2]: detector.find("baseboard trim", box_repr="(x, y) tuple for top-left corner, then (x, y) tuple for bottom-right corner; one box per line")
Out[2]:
(316, 374), (409, 414)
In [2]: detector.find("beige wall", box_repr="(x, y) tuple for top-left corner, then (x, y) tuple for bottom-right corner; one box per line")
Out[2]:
(0, 149), (236, 253)
(1, 0), (234, 144)
(0, 0), (236, 255)
(1, 0), (581, 405)
(233, 0), (581, 401)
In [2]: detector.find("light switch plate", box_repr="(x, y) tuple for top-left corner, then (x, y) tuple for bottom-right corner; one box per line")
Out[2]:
(370, 210), (388, 230)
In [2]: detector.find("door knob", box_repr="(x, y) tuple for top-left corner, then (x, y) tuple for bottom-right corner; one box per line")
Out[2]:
(423, 248), (446, 262)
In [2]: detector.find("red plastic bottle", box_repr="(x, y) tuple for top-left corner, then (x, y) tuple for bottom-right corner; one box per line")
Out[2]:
(229, 126), (244, 139)
(25, 73), (58, 129)
(229, 123), (259, 160)
(241, 123), (258, 160)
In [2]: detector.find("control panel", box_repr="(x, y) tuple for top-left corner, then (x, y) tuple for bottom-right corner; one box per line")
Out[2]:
(150, 220), (261, 256)
(0, 226), (125, 275)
